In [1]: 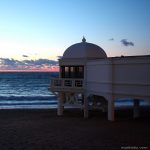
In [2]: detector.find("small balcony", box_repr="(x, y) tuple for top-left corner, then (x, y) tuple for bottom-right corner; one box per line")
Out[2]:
(50, 78), (84, 92)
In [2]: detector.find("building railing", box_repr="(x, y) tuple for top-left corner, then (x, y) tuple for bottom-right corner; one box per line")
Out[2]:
(50, 78), (84, 90)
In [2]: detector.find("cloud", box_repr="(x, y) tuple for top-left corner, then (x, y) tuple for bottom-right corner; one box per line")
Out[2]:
(0, 58), (59, 71)
(22, 55), (28, 57)
(0, 58), (17, 66)
(120, 39), (134, 46)
(109, 38), (114, 41)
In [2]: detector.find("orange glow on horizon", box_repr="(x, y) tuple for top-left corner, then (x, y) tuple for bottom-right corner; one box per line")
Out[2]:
(0, 68), (59, 72)
(0, 70), (59, 72)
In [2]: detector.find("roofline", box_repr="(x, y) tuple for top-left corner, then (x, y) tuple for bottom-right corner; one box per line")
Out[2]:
(109, 55), (150, 59)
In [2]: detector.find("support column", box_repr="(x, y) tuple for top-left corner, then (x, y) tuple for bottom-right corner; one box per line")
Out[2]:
(57, 92), (65, 116)
(83, 95), (88, 118)
(133, 99), (140, 118)
(108, 100), (115, 121)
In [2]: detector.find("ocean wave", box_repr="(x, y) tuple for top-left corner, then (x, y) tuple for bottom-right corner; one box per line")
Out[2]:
(0, 101), (57, 106)
(0, 105), (58, 109)
(0, 95), (57, 101)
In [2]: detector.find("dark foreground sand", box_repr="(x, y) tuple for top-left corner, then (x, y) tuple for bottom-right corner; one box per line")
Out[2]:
(0, 107), (150, 150)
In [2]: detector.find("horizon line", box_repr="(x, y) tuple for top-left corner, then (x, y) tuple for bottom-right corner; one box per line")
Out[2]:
(0, 70), (59, 73)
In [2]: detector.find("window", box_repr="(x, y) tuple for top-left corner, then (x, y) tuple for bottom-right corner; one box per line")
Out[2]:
(65, 67), (69, 78)
(70, 67), (74, 78)
(60, 66), (84, 78)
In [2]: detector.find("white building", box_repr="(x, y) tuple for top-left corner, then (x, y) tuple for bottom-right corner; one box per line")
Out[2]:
(50, 37), (150, 121)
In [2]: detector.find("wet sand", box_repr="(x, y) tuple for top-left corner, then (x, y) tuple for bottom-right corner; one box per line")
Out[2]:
(0, 107), (150, 150)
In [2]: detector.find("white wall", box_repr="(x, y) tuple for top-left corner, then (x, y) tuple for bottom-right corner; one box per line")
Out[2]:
(86, 59), (112, 99)
(86, 56), (150, 101)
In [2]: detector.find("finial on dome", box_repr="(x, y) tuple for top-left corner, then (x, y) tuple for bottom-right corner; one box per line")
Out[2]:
(82, 36), (86, 42)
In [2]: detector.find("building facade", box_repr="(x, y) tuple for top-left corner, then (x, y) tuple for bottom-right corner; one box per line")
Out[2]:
(50, 37), (150, 121)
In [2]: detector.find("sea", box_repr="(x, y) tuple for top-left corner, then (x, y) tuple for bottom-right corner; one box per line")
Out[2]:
(0, 72), (58, 109)
(0, 72), (149, 109)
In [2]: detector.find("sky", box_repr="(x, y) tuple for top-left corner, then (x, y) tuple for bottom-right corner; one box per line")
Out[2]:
(0, 0), (150, 71)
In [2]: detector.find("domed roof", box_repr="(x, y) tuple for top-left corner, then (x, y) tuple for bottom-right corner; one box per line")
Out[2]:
(63, 37), (107, 59)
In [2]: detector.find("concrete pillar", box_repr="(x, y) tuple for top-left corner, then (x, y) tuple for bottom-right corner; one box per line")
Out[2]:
(83, 95), (88, 118)
(57, 92), (65, 116)
(133, 99), (140, 118)
(108, 100), (115, 121)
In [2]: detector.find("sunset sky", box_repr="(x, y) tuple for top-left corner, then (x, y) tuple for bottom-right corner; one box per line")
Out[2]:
(0, 0), (150, 71)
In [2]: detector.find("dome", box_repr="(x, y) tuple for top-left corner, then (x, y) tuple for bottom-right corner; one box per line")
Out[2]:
(63, 37), (107, 59)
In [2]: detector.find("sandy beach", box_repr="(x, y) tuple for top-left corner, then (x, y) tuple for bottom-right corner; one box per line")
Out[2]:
(0, 107), (149, 150)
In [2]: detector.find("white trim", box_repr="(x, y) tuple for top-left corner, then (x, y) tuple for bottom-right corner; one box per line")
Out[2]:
(86, 81), (150, 86)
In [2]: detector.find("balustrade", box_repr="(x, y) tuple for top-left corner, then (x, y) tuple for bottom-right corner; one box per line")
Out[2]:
(51, 78), (84, 90)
